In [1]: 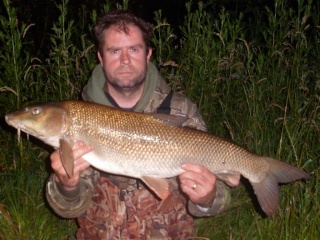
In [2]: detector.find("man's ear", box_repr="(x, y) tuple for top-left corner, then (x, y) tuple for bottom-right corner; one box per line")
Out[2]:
(147, 48), (152, 61)
(97, 51), (103, 64)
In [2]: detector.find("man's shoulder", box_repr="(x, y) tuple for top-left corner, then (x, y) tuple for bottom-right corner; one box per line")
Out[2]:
(148, 77), (207, 131)
(153, 76), (196, 113)
(170, 91), (196, 113)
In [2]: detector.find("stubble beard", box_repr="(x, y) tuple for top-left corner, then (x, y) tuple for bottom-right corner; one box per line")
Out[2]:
(105, 67), (147, 95)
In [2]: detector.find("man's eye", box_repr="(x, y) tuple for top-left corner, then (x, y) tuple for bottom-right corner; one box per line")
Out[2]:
(129, 48), (138, 53)
(109, 49), (120, 54)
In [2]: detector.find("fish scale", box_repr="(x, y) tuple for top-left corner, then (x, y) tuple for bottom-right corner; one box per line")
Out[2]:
(5, 100), (310, 216)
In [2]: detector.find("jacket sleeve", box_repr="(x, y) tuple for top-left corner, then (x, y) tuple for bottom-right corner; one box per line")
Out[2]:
(188, 181), (231, 217)
(46, 167), (99, 218)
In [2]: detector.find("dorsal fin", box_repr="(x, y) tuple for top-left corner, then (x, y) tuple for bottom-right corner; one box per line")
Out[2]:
(149, 114), (188, 127)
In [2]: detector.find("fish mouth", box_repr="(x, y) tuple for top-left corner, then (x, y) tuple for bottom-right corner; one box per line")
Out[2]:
(5, 116), (41, 141)
(5, 115), (20, 130)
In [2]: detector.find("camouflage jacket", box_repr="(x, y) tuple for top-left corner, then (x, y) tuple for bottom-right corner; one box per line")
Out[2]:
(46, 63), (231, 239)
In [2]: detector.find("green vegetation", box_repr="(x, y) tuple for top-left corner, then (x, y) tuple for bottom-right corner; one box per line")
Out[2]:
(0, 0), (319, 239)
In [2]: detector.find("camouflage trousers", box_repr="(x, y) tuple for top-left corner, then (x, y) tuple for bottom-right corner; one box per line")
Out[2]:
(75, 177), (195, 239)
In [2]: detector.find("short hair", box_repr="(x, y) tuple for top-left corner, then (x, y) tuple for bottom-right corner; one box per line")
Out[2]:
(93, 10), (153, 54)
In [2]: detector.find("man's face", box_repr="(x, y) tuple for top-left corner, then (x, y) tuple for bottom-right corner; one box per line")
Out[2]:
(98, 25), (152, 93)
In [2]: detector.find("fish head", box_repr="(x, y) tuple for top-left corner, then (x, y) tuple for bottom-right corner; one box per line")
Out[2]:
(5, 103), (67, 147)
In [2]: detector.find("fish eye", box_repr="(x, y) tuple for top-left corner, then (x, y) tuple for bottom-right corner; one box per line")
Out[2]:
(32, 107), (40, 115)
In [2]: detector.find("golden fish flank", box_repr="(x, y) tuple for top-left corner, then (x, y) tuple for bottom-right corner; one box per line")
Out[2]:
(5, 100), (310, 217)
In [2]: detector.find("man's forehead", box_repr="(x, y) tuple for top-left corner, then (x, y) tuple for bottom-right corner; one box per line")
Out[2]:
(106, 24), (142, 36)
(104, 25), (146, 47)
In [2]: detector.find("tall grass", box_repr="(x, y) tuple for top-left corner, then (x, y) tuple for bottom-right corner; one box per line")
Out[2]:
(0, 0), (319, 238)
(0, 170), (77, 240)
(0, 0), (112, 238)
(0, 0), (32, 110)
(154, 1), (319, 238)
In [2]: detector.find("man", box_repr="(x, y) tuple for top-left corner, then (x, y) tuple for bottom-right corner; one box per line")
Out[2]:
(46, 10), (232, 239)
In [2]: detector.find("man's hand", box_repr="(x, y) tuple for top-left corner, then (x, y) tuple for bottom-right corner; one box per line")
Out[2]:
(179, 163), (217, 208)
(50, 141), (92, 191)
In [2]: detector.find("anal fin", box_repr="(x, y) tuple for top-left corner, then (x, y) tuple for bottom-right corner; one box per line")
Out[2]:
(215, 171), (241, 187)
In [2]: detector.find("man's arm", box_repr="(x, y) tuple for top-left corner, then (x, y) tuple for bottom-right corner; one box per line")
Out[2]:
(45, 142), (96, 218)
(46, 167), (99, 218)
(170, 93), (232, 216)
(188, 180), (231, 217)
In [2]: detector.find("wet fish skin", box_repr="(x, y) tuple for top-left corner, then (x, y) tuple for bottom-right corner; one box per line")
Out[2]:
(5, 100), (310, 216)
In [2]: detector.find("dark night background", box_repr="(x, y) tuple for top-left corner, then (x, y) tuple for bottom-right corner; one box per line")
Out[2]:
(2, 0), (316, 58)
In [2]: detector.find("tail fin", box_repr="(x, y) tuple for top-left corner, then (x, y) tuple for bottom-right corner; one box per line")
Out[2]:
(251, 157), (310, 216)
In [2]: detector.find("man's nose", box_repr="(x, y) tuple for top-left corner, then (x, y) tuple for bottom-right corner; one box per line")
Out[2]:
(120, 51), (131, 65)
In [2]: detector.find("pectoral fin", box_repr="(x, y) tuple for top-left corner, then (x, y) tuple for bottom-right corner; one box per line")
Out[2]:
(141, 176), (170, 200)
(59, 138), (74, 178)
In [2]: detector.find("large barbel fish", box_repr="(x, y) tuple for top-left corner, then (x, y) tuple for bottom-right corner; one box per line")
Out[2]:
(5, 100), (310, 216)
